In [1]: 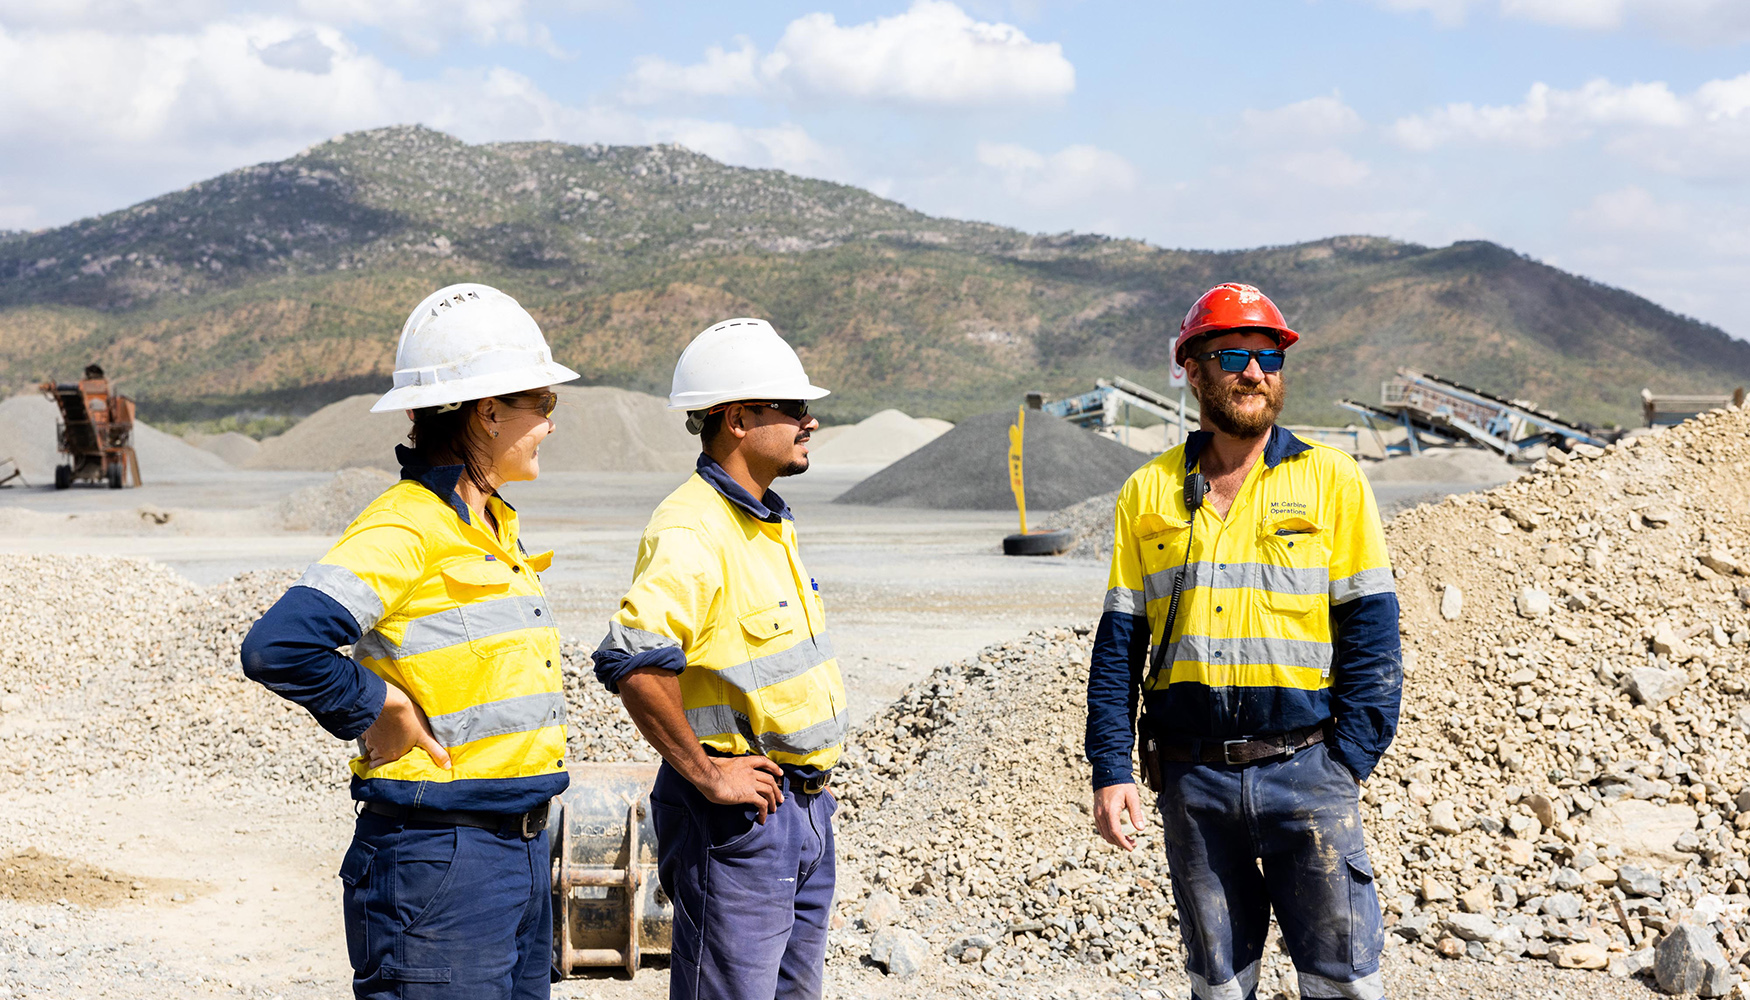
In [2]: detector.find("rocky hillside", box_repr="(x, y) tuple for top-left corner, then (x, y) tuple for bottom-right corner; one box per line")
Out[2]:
(2, 125), (1747, 426)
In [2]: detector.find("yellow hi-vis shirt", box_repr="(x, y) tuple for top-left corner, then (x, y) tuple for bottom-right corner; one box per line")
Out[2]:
(295, 478), (567, 810)
(1106, 428), (1395, 728)
(599, 470), (847, 769)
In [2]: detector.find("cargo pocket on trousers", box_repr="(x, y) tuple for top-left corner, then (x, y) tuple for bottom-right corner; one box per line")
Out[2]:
(648, 800), (699, 940)
(337, 839), (375, 973)
(1346, 850), (1384, 971)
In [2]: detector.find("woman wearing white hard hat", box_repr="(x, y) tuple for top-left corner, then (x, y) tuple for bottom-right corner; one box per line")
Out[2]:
(242, 283), (579, 999)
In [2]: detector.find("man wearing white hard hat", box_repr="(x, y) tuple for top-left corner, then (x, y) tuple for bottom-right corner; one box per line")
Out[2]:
(243, 283), (579, 999)
(593, 318), (846, 1000)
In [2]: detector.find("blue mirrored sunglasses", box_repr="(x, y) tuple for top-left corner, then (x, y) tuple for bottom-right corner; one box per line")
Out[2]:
(1192, 348), (1286, 373)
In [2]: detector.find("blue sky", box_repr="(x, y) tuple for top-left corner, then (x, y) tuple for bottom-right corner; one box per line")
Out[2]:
(4, 0), (1750, 337)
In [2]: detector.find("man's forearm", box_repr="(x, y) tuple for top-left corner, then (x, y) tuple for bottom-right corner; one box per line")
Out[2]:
(618, 666), (722, 790)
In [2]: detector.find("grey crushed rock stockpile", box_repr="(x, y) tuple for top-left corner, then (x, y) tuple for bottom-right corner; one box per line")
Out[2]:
(247, 385), (697, 473)
(277, 467), (397, 533)
(835, 409), (1145, 511)
(0, 393), (231, 479)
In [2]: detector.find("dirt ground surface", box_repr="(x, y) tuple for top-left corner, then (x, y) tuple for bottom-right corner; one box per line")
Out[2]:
(0, 463), (1658, 999)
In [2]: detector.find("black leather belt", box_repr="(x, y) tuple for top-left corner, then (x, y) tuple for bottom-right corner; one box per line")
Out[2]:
(1155, 722), (1329, 766)
(362, 801), (550, 840)
(786, 770), (831, 795)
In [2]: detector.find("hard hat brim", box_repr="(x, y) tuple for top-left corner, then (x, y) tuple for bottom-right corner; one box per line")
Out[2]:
(667, 381), (832, 412)
(369, 361), (582, 413)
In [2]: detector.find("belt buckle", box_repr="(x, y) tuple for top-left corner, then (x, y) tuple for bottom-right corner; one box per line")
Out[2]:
(802, 773), (829, 795)
(1221, 739), (1246, 765)
(520, 803), (548, 840)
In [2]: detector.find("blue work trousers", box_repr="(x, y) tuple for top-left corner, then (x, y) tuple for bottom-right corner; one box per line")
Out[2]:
(649, 761), (836, 1000)
(338, 810), (552, 1000)
(1156, 740), (1385, 1000)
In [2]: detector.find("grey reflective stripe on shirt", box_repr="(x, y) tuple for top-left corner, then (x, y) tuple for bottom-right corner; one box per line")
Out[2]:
(714, 634), (836, 695)
(427, 691), (567, 747)
(1103, 587), (1146, 616)
(595, 621), (681, 656)
(295, 563), (384, 633)
(1143, 561), (1329, 603)
(1328, 567), (1396, 605)
(352, 594), (555, 661)
(684, 704), (847, 757)
(1151, 633), (1333, 676)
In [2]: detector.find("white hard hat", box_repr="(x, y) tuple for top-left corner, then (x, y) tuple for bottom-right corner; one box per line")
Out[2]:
(668, 318), (830, 412)
(371, 283), (581, 413)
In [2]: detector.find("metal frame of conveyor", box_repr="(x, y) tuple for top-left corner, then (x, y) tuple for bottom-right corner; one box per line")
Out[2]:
(1358, 368), (1613, 460)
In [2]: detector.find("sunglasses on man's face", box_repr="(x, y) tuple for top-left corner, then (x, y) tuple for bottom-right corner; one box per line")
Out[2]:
(500, 390), (559, 417)
(712, 399), (810, 422)
(1192, 348), (1286, 374)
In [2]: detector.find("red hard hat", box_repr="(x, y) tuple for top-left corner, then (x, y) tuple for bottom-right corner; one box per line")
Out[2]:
(1174, 283), (1299, 364)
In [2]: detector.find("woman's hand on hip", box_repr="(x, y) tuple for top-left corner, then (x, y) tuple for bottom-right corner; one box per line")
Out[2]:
(361, 684), (453, 770)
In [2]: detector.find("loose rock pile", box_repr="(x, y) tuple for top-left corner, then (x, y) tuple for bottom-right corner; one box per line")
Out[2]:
(1367, 404), (1750, 988)
(277, 467), (398, 533)
(826, 402), (1750, 995)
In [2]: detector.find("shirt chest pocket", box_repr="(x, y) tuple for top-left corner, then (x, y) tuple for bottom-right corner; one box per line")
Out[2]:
(1135, 513), (1191, 604)
(439, 559), (548, 658)
(1255, 516), (1331, 619)
(737, 601), (822, 724)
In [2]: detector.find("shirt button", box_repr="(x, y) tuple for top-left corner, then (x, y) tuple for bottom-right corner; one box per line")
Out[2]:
(534, 609), (542, 617)
(546, 660), (552, 668)
(1215, 606), (1223, 613)
(1157, 544), (1164, 550)
(513, 565), (523, 573)
(1288, 542), (1295, 548)
(1213, 651), (1224, 658)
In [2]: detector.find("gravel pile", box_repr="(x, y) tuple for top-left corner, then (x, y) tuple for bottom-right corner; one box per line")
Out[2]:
(185, 430), (262, 465)
(1367, 403), (1750, 984)
(809, 410), (952, 467)
(277, 467), (398, 533)
(836, 409), (1145, 511)
(248, 385), (696, 473)
(819, 402), (1750, 996)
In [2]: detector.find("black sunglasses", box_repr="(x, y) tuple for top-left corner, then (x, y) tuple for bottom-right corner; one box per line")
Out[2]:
(498, 390), (559, 417)
(711, 399), (810, 421)
(1193, 348), (1286, 374)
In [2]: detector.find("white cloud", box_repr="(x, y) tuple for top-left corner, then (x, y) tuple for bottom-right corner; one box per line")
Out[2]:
(1392, 78), (1691, 150)
(1499, 0), (1625, 29)
(624, 39), (764, 104)
(975, 141), (1133, 207)
(1573, 185), (1684, 235)
(1239, 95), (1364, 142)
(0, 15), (841, 228)
(0, 0), (572, 54)
(623, 0), (1075, 109)
(1366, 0), (1750, 43)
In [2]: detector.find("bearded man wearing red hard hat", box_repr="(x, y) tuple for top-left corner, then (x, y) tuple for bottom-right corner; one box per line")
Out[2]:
(1084, 283), (1402, 1000)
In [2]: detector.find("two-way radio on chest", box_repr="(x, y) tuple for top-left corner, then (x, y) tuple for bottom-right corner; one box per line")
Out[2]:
(1141, 467), (1209, 691)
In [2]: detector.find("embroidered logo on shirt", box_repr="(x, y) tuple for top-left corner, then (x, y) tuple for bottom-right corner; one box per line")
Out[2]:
(779, 600), (788, 607)
(484, 554), (497, 561)
(1268, 500), (1309, 517)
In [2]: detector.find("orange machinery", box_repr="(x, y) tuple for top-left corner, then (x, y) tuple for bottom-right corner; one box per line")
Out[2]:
(39, 365), (142, 489)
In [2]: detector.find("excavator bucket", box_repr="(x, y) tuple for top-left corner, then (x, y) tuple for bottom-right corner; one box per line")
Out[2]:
(550, 762), (671, 979)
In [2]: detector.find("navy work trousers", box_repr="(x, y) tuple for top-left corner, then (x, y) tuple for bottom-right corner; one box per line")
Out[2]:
(1156, 740), (1385, 1000)
(338, 810), (552, 1000)
(649, 761), (836, 1000)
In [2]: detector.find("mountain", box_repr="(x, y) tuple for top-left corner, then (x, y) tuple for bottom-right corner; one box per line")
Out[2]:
(3, 125), (1747, 428)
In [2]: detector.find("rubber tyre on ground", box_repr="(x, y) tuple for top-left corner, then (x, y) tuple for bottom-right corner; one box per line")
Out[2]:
(53, 465), (72, 490)
(1003, 529), (1075, 556)
(107, 464), (124, 489)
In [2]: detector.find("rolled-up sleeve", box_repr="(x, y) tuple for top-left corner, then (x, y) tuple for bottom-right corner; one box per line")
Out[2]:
(1086, 482), (1149, 789)
(239, 516), (424, 740)
(593, 526), (718, 694)
(1324, 465), (1401, 782)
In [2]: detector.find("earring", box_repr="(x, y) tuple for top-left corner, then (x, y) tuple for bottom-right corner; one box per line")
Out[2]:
(491, 430), (499, 438)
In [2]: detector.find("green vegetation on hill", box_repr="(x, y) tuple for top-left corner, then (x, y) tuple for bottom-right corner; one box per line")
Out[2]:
(3, 125), (1747, 427)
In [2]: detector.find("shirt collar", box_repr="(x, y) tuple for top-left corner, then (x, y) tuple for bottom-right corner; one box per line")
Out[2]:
(1182, 424), (1310, 473)
(395, 444), (518, 526)
(696, 453), (792, 523)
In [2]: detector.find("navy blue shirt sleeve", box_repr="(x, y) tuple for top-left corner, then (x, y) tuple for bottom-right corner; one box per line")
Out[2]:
(592, 645), (686, 695)
(1085, 609), (1149, 789)
(1325, 592), (1402, 782)
(240, 586), (388, 741)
